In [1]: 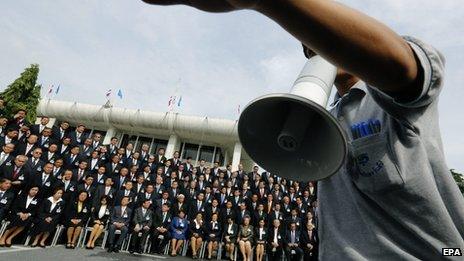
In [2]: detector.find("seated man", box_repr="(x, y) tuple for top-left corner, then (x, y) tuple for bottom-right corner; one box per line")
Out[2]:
(130, 199), (153, 254)
(285, 222), (303, 261)
(107, 196), (132, 253)
(151, 203), (171, 254)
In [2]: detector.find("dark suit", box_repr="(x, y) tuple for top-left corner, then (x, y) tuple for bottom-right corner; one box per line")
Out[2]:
(93, 185), (116, 207)
(268, 228), (285, 261)
(107, 206), (132, 249)
(0, 164), (29, 193)
(30, 172), (56, 199)
(130, 207), (153, 252)
(25, 158), (45, 173)
(69, 131), (88, 145)
(301, 229), (318, 261)
(63, 153), (81, 170)
(40, 151), (61, 164)
(151, 210), (172, 253)
(8, 193), (40, 227)
(285, 229), (303, 261)
(15, 141), (39, 157)
(37, 136), (56, 152)
(52, 126), (68, 141)
(30, 124), (47, 136)
(0, 190), (15, 221)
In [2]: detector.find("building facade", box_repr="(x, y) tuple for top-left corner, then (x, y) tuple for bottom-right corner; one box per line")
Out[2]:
(36, 99), (254, 170)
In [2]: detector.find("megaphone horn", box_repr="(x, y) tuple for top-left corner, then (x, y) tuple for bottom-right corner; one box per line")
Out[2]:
(238, 56), (347, 181)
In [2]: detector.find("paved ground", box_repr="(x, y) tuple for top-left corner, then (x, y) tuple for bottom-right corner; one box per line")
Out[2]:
(0, 245), (193, 261)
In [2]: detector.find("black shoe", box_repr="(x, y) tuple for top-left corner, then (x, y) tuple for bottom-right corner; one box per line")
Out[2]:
(107, 246), (113, 253)
(136, 249), (142, 254)
(113, 248), (120, 253)
(5, 243), (12, 248)
(129, 249), (134, 254)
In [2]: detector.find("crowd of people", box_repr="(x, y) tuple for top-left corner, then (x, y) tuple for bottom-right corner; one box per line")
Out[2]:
(0, 110), (319, 261)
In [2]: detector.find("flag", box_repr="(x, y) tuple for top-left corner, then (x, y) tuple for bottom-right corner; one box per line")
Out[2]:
(117, 89), (123, 99)
(168, 96), (173, 107)
(106, 89), (112, 99)
(177, 96), (182, 107)
(55, 84), (60, 94)
(47, 85), (54, 94)
(237, 104), (241, 114)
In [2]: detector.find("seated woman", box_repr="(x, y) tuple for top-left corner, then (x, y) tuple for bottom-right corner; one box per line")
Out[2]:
(65, 190), (91, 249)
(85, 195), (111, 249)
(30, 188), (65, 248)
(189, 213), (205, 259)
(0, 186), (40, 247)
(206, 213), (222, 260)
(169, 210), (189, 257)
(224, 217), (238, 261)
(255, 219), (268, 261)
(238, 216), (254, 261)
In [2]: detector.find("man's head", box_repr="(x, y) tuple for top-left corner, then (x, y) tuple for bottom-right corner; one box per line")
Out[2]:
(40, 117), (49, 126)
(0, 178), (12, 191)
(3, 143), (15, 154)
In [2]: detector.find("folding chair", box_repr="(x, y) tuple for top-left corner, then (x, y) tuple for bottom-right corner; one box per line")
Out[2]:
(182, 239), (189, 256)
(198, 241), (207, 259)
(51, 225), (65, 246)
(0, 221), (10, 238)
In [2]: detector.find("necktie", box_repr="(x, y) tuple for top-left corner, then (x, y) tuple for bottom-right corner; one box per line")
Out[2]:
(291, 231), (295, 243)
(12, 167), (20, 179)
(163, 212), (166, 222)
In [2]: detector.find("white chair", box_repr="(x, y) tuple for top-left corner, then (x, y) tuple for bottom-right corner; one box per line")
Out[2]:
(51, 225), (65, 246)
(198, 241), (207, 259)
(0, 221), (10, 238)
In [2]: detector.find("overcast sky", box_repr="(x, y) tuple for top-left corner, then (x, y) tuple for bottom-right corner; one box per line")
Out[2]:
(0, 0), (463, 170)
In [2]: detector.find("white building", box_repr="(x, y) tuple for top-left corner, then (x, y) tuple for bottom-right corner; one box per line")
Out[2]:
(36, 99), (254, 170)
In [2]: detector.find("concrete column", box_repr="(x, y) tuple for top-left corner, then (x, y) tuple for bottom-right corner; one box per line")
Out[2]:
(103, 127), (116, 145)
(223, 149), (229, 167)
(165, 134), (180, 159)
(231, 142), (242, 172)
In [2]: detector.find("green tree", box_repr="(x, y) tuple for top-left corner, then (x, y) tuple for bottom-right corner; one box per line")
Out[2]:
(1, 64), (42, 123)
(451, 169), (464, 196)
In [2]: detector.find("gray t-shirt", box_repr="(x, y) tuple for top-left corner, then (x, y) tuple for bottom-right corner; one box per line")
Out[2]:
(318, 36), (464, 260)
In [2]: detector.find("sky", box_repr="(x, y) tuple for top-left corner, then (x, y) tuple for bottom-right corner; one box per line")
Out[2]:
(0, 0), (463, 171)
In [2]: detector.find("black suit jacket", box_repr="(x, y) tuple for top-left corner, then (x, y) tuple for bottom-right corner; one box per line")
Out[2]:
(52, 126), (68, 141)
(0, 190), (15, 220)
(30, 172), (56, 199)
(0, 164), (29, 192)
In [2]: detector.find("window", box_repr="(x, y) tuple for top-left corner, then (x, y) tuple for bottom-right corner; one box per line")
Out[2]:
(199, 145), (215, 163)
(136, 136), (153, 151)
(150, 139), (168, 155)
(214, 147), (225, 166)
(180, 143), (199, 160)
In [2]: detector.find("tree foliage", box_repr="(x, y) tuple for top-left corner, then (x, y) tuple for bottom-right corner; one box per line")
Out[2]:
(1, 64), (41, 123)
(451, 169), (464, 196)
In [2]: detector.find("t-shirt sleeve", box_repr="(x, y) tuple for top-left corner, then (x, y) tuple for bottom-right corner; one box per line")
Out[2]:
(365, 36), (445, 120)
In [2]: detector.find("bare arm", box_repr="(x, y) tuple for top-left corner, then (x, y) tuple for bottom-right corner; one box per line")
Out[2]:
(142, 0), (422, 97)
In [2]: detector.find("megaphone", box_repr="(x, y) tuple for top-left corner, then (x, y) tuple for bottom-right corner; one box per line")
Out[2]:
(238, 55), (347, 181)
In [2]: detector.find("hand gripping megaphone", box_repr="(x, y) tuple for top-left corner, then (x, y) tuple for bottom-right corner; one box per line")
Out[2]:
(238, 55), (347, 181)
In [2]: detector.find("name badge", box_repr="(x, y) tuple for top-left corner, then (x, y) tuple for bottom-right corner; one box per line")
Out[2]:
(56, 208), (61, 213)
(44, 144), (49, 148)
(301, 209), (305, 213)
(248, 228), (251, 232)
(123, 214), (128, 218)
(6, 162), (11, 166)
(86, 153), (90, 157)
(158, 190), (162, 194)
(105, 209), (110, 215)
(69, 187), (75, 191)
(50, 159), (54, 164)
(75, 162), (79, 166)
(99, 179), (104, 184)
(18, 175), (24, 181)
(0, 199), (7, 204)
(37, 167), (42, 171)
(167, 218), (171, 222)
(277, 235), (281, 239)
(31, 200), (38, 205)
(146, 216), (150, 221)
(57, 175), (62, 180)
(45, 182), (51, 187)
(115, 170), (119, 173)
(83, 208), (88, 213)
